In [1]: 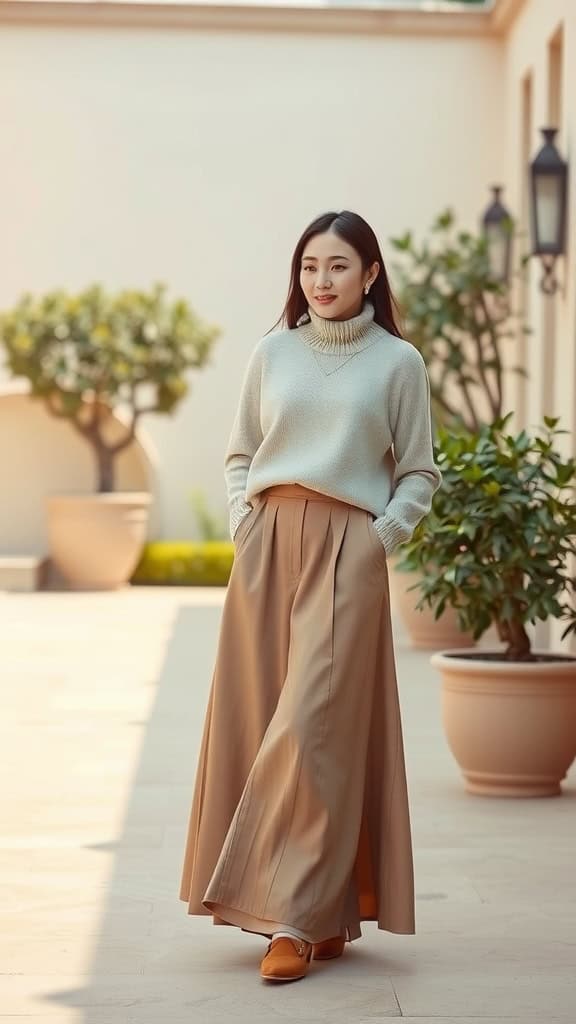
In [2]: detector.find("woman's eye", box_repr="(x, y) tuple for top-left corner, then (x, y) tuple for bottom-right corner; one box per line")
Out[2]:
(302, 265), (346, 272)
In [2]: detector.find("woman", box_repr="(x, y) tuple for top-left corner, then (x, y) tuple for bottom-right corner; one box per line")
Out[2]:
(179, 209), (442, 983)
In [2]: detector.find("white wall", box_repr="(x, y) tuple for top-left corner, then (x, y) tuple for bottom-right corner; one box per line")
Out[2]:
(0, 10), (504, 542)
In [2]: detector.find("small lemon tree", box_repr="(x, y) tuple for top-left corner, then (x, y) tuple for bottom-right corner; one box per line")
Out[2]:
(0, 282), (220, 492)
(399, 414), (576, 661)
(390, 208), (527, 433)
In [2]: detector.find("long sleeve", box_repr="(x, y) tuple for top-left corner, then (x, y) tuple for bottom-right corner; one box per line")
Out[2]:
(224, 342), (264, 540)
(372, 346), (442, 556)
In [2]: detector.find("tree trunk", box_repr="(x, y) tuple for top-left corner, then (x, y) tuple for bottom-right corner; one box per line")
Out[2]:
(496, 616), (532, 661)
(95, 443), (116, 493)
(506, 620), (532, 661)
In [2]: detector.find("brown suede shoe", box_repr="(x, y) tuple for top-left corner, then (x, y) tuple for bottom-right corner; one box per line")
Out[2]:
(312, 935), (346, 960)
(260, 936), (313, 981)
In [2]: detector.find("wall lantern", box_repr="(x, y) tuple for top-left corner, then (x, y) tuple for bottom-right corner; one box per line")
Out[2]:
(529, 127), (568, 295)
(482, 185), (513, 285)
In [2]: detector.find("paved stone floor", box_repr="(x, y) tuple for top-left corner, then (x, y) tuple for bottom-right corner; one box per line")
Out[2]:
(1, 585), (575, 1023)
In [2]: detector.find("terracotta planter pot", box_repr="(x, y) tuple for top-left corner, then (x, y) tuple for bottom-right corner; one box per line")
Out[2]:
(46, 493), (151, 590)
(431, 649), (576, 797)
(389, 562), (475, 649)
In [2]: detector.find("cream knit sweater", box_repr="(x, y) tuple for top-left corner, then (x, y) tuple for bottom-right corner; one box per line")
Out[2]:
(224, 299), (442, 556)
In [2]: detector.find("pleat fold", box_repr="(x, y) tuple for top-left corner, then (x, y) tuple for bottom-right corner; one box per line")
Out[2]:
(179, 486), (415, 943)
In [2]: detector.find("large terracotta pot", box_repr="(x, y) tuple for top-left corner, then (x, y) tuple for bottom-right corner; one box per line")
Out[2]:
(431, 649), (576, 797)
(46, 493), (151, 590)
(389, 562), (475, 649)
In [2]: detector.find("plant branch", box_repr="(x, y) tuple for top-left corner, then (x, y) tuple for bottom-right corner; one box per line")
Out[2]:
(471, 299), (500, 420)
(109, 413), (138, 456)
(46, 392), (95, 441)
(455, 371), (480, 432)
(478, 291), (504, 417)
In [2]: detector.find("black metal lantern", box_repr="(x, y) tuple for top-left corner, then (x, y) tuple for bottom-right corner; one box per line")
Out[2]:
(482, 185), (513, 284)
(529, 127), (568, 294)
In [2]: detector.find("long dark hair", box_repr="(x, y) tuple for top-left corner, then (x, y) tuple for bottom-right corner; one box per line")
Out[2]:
(266, 209), (403, 338)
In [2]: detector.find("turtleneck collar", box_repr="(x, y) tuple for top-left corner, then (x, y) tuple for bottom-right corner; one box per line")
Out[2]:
(296, 299), (377, 353)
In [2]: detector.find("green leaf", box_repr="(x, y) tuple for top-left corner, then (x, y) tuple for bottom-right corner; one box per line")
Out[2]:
(483, 480), (501, 497)
(0, 282), (221, 492)
(399, 415), (576, 660)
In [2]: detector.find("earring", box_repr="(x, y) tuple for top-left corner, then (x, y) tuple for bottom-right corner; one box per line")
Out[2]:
(364, 284), (370, 295)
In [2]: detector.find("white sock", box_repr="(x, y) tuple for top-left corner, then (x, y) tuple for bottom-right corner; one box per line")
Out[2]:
(272, 930), (306, 942)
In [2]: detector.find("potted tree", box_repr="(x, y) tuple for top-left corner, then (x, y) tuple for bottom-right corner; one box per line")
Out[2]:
(401, 413), (576, 797)
(0, 282), (219, 588)
(388, 208), (528, 647)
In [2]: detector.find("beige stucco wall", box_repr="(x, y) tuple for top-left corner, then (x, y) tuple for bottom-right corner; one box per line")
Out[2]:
(0, 3), (505, 547)
(502, 0), (576, 436)
(0, 384), (160, 556)
(500, 0), (576, 649)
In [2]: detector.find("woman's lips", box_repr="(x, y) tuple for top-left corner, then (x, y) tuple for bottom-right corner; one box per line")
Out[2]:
(315, 296), (337, 304)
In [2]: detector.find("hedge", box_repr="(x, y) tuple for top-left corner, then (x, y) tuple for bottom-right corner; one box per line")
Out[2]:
(131, 541), (234, 586)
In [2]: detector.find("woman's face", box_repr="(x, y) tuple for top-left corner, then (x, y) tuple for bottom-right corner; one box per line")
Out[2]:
(299, 230), (379, 321)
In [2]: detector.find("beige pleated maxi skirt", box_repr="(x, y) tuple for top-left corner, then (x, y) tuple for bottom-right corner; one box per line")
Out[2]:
(178, 482), (415, 945)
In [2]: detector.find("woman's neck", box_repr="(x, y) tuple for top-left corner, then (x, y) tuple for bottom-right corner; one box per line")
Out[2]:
(297, 299), (377, 353)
